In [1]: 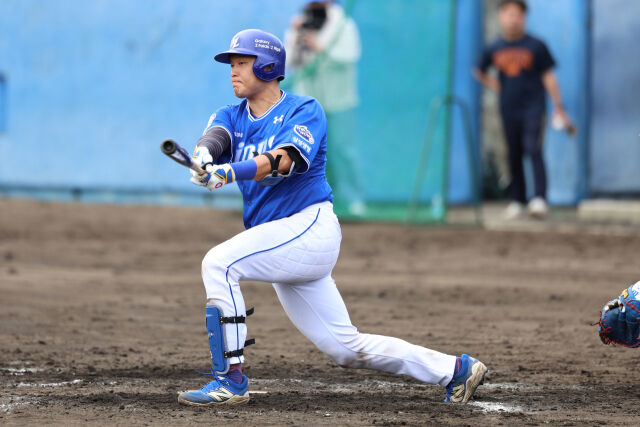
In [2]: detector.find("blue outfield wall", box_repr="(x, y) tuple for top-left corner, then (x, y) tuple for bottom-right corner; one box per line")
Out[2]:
(352, 0), (452, 205)
(0, 0), (303, 200)
(5, 1), (632, 207)
(0, 0), (483, 208)
(527, 0), (590, 205)
(589, 0), (640, 195)
(449, 0), (483, 204)
(352, 0), (481, 205)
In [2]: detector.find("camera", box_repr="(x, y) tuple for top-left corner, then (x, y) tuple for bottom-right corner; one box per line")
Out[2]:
(301, 2), (327, 30)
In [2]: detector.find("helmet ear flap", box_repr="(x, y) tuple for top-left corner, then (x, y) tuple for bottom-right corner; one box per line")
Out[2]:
(253, 60), (277, 81)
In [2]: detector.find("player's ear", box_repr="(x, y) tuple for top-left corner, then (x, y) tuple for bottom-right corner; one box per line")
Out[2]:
(264, 64), (273, 72)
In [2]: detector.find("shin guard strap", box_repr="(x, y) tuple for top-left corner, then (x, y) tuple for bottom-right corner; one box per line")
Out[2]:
(224, 339), (255, 358)
(220, 307), (254, 324)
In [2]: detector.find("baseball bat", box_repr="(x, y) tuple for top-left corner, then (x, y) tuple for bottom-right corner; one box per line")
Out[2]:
(160, 139), (206, 175)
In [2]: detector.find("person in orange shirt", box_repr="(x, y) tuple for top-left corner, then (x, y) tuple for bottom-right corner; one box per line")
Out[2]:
(473, 0), (572, 219)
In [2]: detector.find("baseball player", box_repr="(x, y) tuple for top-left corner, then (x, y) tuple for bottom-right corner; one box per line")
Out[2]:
(177, 29), (487, 407)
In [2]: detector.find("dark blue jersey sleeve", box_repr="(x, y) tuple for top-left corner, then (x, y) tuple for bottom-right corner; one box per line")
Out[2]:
(477, 44), (495, 72)
(534, 40), (555, 73)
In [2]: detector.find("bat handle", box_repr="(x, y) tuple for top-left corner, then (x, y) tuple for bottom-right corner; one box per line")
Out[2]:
(189, 160), (207, 176)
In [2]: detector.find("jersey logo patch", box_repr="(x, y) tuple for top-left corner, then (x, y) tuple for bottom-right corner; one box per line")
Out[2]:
(631, 282), (640, 298)
(293, 125), (314, 145)
(273, 115), (284, 124)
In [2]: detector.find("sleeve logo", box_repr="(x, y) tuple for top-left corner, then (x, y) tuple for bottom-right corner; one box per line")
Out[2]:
(207, 113), (216, 128)
(203, 113), (217, 134)
(293, 125), (314, 145)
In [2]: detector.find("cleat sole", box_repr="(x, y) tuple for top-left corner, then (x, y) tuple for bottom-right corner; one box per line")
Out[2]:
(177, 392), (250, 407)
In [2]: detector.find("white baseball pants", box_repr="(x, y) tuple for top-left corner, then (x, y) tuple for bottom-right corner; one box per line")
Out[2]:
(201, 201), (456, 386)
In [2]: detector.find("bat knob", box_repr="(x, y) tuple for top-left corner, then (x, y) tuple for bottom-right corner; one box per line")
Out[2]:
(161, 139), (177, 155)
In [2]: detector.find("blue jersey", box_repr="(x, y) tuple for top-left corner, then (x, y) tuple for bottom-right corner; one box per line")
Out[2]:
(205, 91), (333, 229)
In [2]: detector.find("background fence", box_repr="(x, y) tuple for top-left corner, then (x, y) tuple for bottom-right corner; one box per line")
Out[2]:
(0, 0), (638, 220)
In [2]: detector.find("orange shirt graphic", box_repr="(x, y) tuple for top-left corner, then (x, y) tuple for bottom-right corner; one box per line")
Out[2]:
(492, 48), (534, 77)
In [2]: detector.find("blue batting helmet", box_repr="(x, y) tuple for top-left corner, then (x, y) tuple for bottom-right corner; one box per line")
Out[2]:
(214, 29), (286, 82)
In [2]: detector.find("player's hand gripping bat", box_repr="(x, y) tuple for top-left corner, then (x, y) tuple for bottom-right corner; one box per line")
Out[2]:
(160, 139), (206, 176)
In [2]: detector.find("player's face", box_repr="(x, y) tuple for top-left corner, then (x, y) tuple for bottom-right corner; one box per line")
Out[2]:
(229, 54), (266, 99)
(498, 3), (526, 36)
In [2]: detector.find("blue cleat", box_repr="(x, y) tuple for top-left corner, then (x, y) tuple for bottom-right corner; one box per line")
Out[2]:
(444, 354), (487, 403)
(178, 373), (250, 406)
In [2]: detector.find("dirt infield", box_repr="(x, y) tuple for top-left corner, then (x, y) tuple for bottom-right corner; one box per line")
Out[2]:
(2, 198), (640, 425)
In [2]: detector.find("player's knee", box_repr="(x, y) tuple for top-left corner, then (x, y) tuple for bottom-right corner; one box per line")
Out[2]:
(322, 336), (364, 368)
(330, 350), (359, 368)
(201, 247), (228, 281)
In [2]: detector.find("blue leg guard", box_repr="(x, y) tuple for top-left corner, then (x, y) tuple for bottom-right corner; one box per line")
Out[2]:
(206, 306), (229, 373)
(206, 305), (255, 374)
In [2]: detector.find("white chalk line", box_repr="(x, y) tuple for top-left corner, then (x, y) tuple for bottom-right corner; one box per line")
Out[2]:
(482, 382), (585, 391)
(1, 402), (30, 413)
(15, 379), (83, 388)
(0, 396), (38, 414)
(2, 367), (42, 376)
(469, 401), (523, 413)
(7, 360), (35, 366)
(254, 378), (430, 390)
(481, 382), (542, 391)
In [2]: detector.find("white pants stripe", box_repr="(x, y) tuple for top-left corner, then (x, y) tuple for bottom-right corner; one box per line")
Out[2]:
(201, 201), (456, 386)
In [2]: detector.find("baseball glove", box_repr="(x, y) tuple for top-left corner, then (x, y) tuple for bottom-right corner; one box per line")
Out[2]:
(598, 282), (640, 347)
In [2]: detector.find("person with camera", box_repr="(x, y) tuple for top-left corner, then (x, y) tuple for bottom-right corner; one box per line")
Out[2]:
(285, 0), (365, 217)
